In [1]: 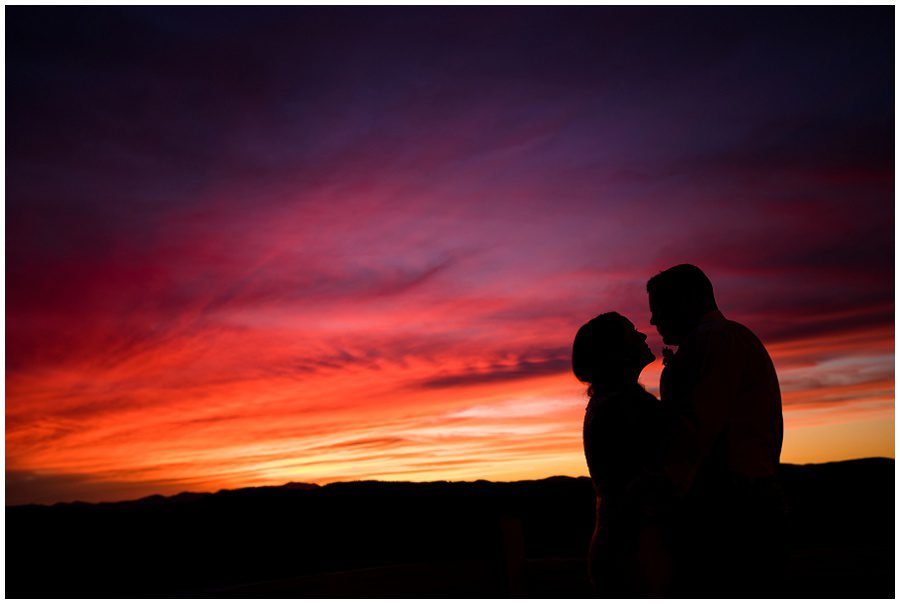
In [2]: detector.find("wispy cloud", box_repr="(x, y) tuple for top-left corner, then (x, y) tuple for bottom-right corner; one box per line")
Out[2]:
(6, 7), (893, 504)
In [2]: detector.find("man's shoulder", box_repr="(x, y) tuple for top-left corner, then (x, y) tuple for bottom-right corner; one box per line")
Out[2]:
(685, 312), (733, 346)
(676, 314), (762, 363)
(722, 317), (768, 347)
(695, 312), (760, 341)
(693, 315), (773, 363)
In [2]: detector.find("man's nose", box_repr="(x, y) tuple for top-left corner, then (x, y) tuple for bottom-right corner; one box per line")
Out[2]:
(640, 332), (648, 341)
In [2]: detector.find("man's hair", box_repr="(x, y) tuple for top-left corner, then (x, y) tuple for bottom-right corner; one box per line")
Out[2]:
(646, 264), (717, 313)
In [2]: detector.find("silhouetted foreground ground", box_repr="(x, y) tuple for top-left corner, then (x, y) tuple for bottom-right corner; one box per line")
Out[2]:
(7, 458), (893, 597)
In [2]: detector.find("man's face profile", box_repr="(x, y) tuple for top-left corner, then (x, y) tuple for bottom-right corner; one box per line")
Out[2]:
(649, 291), (680, 346)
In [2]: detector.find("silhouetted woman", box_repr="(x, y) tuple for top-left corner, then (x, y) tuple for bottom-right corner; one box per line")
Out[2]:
(572, 312), (671, 596)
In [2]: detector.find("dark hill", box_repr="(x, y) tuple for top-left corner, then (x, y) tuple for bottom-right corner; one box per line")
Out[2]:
(6, 458), (893, 597)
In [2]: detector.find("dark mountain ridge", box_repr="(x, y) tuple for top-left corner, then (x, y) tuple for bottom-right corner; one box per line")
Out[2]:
(6, 458), (893, 597)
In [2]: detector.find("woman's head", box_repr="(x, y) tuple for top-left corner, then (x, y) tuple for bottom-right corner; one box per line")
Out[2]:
(572, 312), (655, 396)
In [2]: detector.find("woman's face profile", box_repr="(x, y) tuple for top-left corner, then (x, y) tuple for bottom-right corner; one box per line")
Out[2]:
(572, 313), (655, 392)
(617, 317), (656, 367)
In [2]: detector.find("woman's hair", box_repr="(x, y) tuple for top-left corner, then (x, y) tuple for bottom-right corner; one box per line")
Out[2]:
(571, 312), (628, 397)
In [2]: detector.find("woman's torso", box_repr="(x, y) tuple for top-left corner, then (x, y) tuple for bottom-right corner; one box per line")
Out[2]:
(583, 384), (667, 514)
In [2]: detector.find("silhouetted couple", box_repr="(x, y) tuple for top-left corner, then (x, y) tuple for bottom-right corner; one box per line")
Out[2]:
(573, 264), (785, 597)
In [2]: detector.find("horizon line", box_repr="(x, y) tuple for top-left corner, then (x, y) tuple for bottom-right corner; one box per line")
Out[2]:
(8, 455), (894, 508)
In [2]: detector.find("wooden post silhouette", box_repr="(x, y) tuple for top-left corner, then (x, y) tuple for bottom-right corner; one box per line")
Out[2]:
(500, 515), (526, 596)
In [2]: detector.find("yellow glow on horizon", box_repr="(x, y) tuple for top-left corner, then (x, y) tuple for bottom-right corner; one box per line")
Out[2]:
(781, 412), (894, 464)
(6, 320), (894, 505)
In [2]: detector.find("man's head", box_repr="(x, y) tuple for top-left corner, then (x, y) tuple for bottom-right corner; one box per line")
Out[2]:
(647, 264), (718, 346)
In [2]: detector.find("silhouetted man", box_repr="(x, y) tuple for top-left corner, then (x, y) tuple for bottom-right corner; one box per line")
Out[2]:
(645, 264), (785, 597)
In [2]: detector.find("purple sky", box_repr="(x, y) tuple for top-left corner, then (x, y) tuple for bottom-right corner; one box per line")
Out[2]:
(6, 7), (894, 504)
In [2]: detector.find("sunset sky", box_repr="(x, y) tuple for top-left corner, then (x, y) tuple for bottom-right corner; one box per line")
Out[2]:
(6, 6), (894, 505)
